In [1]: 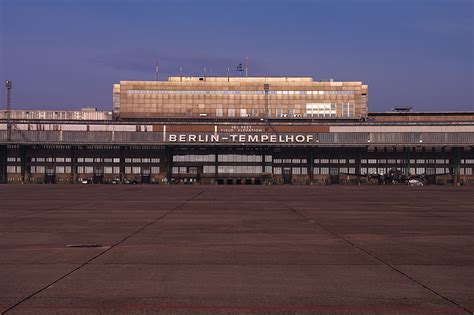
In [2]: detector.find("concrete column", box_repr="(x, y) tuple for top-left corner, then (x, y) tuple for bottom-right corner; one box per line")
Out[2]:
(356, 147), (362, 184)
(165, 146), (173, 183)
(214, 150), (219, 183)
(0, 145), (7, 184)
(119, 146), (126, 182)
(71, 146), (77, 183)
(405, 147), (411, 177)
(453, 147), (461, 186)
(20, 145), (28, 184)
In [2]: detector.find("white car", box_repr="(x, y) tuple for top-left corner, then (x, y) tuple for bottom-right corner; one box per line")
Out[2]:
(408, 179), (424, 186)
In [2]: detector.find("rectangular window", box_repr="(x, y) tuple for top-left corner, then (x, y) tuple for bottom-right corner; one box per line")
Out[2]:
(240, 108), (247, 117)
(104, 167), (113, 174)
(273, 167), (282, 175)
(203, 165), (215, 173)
(7, 166), (18, 173)
(216, 108), (224, 117)
(151, 166), (160, 174)
(151, 158), (160, 163)
(228, 108), (235, 117)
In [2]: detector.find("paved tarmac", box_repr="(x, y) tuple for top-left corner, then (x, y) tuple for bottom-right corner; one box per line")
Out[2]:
(0, 185), (473, 314)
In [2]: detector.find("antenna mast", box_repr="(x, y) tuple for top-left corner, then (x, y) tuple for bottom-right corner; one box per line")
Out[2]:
(155, 62), (159, 81)
(245, 56), (249, 77)
(5, 80), (12, 141)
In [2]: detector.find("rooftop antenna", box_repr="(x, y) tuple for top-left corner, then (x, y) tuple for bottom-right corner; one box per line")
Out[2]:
(155, 62), (159, 81)
(5, 80), (12, 141)
(203, 66), (207, 78)
(179, 66), (183, 81)
(245, 56), (249, 77)
(236, 63), (244, 77)
(227, 67), (230, 82)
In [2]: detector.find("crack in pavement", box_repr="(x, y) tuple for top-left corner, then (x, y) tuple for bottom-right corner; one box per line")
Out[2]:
(286, 205), (473, 315)
(2, 189), (205, 314)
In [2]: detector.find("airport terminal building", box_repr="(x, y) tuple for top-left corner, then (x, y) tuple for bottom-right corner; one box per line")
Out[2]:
(1, 76), (473, 185)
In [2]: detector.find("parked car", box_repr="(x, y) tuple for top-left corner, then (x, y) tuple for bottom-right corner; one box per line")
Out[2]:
(408, 179), (424, 186)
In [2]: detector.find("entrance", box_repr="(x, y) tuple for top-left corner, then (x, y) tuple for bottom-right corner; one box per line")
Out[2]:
(141, 168), (151, 184)
(93, 168), (103, 184)
(45, 168), (55, 184)
(283, 167), (292, 184)
(330, 168), (340, 184)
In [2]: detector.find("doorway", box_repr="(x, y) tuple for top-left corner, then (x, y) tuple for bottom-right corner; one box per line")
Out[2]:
(283, 168), (292, 184)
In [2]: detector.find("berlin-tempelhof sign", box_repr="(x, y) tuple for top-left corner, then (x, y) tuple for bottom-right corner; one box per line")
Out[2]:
(167, 133), (315, 143)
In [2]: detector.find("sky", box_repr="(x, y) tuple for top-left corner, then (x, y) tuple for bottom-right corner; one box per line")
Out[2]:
(0, 0), (473, 112)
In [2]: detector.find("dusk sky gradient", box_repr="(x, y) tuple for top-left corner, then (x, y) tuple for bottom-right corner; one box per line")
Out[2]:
(1, 0), (473, 112)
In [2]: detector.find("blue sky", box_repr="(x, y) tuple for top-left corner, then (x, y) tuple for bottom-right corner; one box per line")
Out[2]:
(1, 0), (473, 111)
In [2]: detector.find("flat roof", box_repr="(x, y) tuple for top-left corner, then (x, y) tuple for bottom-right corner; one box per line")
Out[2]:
(369, 112), (474, 116)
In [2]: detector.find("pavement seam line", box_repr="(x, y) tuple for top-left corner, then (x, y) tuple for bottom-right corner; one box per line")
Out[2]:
(2, 189), (205, 314)
(286, 205), (473, 315)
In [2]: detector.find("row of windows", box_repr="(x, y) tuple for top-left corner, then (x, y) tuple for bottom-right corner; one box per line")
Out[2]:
(460, 168), (473, 175)
(173, 155), (215, 162)
(6, 166), (22, 173)
(27, 166), (161, 174)
(218, 154), (263, 162)
(305, 103), (355, 118)
(124, 158), (160, 163)
(173, 165), (265, 174)
(7, 166), (473, 176)
(172, 166), (196, 174)
(359, 167), (452, 175)
(273, 167), (308, 175)
(361, 159), (450, 164)
(315, 159), (356, 164)
(125, 166), (160, 174)
(217, 166), (263, 174)
(27, 157), (162, 163)
(30, 166), (73, 174)
(8, 157), (463, 166)
(313, 167), (357, 175)
(273, 158), (307, 164)
(127, 90), (356, 96)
